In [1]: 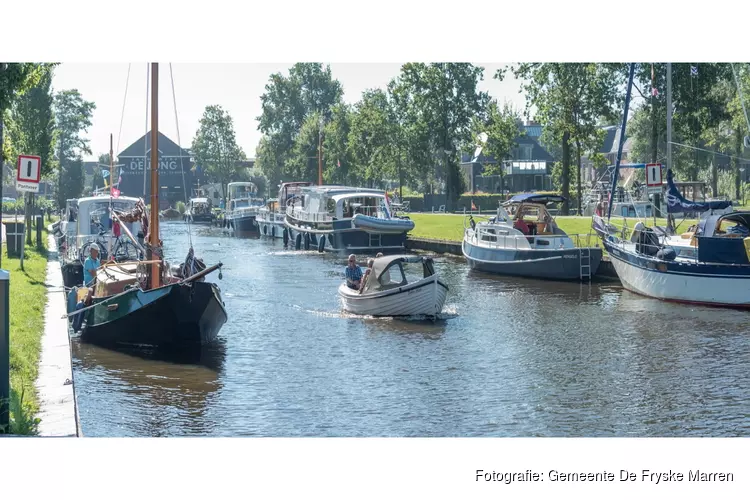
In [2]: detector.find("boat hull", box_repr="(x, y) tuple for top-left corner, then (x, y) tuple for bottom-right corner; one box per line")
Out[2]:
(604, 239), (750, 307)
(80, 281), (228, 348)
(257, 219), (285, 238)
(285, 219), (408, 253)
(338, 275), (448, 317)
(227, 214), (259, 236)
(462, 238), (603, 280)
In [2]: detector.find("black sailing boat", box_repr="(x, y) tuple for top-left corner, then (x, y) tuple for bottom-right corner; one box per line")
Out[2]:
(70, 63), (228, 348)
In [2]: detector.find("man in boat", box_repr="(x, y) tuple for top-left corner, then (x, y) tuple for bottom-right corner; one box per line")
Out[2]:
(345, 254), (363, 290)
(83, 243), (101, 286)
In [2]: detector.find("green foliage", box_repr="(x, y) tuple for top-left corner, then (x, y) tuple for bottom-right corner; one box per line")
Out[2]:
(474, 100), (524, 177)
(53, 89), (95, 207)
(176, 200), (186, 214)
(10, 67), (56, 176)
(191, 104), (246, 202)
(505, 63), (625, 214)
(348, 89), (398, 187)
(323, 103), (353, 184)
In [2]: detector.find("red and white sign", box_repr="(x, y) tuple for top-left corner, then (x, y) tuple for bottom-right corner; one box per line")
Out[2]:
(16, 155), (42, 193)
(646, 163), (662, 187)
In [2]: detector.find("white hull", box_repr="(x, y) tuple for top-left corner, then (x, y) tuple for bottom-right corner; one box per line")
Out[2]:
(609, 252), (750, 306)
(256, 219), (285, 238)
(338, 275), (448, 317)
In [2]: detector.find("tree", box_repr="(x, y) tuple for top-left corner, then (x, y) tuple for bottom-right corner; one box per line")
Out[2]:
(256, 64), (344, 185)
(390, 63), (489, 209)
(322, 103), (353, 185)
(502, 63), (624, 214)
(191, 105), (246, 203)
(1, 63), (51, 166)
(473, 100), (524, 192)
(348, 89), (398, 188)
(53, 89), (95, 207)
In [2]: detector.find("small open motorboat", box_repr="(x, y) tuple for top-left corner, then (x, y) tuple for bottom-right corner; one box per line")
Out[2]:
(338, 255), (449, 317)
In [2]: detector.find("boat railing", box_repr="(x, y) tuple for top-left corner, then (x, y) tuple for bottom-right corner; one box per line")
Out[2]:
(467, 226), (597, 250)
(286, 206), (334, 223)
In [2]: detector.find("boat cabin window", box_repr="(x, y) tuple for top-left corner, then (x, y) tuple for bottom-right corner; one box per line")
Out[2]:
(480, 228), (497, 242)
(87, 201), (138, 235)
(327, 198), (336, 214)
(380, 262), (408, 288)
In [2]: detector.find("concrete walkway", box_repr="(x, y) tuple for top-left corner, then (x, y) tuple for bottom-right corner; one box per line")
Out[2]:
(34, 231), (79, 437)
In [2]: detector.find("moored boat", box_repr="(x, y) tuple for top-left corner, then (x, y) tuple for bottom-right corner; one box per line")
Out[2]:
(256, 181), (313, 238)
(462, 194), (602, 280)
(225, 181), (264, 236)
(338, 255), (448, 317)
(284, 185), (413, 253)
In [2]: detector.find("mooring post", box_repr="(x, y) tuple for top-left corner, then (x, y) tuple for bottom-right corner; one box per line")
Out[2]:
(36, 215), (42, 249)
(0, 270), (9, 433)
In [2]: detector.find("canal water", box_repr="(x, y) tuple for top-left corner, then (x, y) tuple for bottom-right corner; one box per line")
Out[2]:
(70, 222), (750, 437)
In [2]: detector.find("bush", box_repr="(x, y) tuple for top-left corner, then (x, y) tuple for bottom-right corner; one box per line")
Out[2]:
(176, 201), (186, 214)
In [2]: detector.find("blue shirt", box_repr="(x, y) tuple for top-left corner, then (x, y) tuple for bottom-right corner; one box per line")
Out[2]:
(345, 265), (363, 288)
(83, 256), (101, 285)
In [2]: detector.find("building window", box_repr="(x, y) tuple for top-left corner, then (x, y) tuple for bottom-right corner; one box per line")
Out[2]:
(516, 144), (533, 160)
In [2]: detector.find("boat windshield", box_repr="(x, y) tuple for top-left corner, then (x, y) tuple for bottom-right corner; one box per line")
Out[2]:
(340, 196), (386, 218)
(88, 200), (138, 234)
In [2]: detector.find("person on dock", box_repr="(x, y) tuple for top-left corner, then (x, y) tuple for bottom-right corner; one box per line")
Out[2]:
(345, 254), (363, 290)
(83, 243), (101, 286)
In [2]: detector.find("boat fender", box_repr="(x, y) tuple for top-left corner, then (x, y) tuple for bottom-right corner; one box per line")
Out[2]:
(656, 247), (677, 261)
(272, 226), (276, 238)
(318, 235), (325, 253)
(295, 233), (302, 250)
(263, 225), (267, 236)
(328, 234), (334, 247)
(71, 301), (85, 332)
(304, 233), (311, 250)
(283, 228), (289, 246)
(67, 287), (78, 317)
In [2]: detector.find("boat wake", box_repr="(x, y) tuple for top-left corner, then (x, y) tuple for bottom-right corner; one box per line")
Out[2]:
(291, 303), (458, 322)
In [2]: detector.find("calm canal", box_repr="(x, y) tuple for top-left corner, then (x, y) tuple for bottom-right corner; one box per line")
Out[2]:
(70, 222), (750, 436)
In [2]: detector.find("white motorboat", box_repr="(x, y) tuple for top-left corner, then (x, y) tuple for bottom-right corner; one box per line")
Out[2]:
(224, 181), (264, 236)
(256, 182), (313, 238)
(337, 255), (448, 317)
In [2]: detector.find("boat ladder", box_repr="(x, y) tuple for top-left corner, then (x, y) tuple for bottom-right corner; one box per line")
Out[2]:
(369, 233), (382, 248)
(579, 247), (591, 281)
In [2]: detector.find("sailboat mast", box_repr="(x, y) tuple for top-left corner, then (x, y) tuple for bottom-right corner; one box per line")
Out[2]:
(666, 63), (673, 173)
(149, 62), (160, 289)
(108, 133), (114, 257)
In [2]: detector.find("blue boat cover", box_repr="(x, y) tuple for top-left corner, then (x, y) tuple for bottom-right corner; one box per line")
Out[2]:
(665, 169), (732, 213)
(507, 193), (566, 204)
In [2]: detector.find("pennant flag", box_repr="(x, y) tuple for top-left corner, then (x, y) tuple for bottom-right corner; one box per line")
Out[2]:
(337, 159), (341, 168)
(383, 191), (392, 219)
(690, 66), (698, 76)
(103, 177), (108, 188)
(651, 63), (659, 96)
(471, 199), (477, 210)
(102, 169), (110, 178)
(111, 187), (120, 198)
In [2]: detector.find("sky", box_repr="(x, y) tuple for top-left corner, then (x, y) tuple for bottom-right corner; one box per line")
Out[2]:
(50, 63), (529, 161)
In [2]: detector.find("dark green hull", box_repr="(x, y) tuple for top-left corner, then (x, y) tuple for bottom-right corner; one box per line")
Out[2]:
(80, 281), (227, 348)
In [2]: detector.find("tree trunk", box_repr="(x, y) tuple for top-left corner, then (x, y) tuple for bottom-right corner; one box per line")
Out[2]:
(561, 130), (571, 215)
(735, 129), (742, 200)
(575, 139), (582, 216)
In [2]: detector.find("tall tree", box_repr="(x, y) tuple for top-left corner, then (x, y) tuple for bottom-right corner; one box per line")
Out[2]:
(390, 63), (489, 210)
(502, 63), (624, 214)
(53, 89), (95, 207)
(256, 63), (344, 185)
(322, 103), (353, 185)
(192, 105), (246, 202)
(473, 100), (524, 192)
(348, 89), (398, 188)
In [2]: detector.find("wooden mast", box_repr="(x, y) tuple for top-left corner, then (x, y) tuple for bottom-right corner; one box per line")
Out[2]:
(149, 62), (160, 289)
(108, 133), (114, 257)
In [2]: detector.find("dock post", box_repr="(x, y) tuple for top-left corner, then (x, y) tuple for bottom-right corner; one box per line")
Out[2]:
(0, 270), (9, 433)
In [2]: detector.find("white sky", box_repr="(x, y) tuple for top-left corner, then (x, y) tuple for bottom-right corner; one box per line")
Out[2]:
(50, 63), (529, 161)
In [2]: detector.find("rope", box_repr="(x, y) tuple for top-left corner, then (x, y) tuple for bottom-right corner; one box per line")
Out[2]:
(668, 141), (750, 162)
(169, 63), (193, 247)
(116, 63), (131, 156)
(143, 63), (150, 196)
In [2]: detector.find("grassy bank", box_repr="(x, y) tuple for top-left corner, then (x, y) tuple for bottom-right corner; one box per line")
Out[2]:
(406, 213), (687, 246)
(2, 223), (50, 435)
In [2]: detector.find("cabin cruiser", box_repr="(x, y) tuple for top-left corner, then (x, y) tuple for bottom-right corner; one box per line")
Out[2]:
(185, 195), (213, 223)
(58, 195), (144, 287)
(284, 185), (414, 253)
(224, 182), (264, 236)
(462, 193), (603, 280)
(256, 181), (312, 238)
(338, 255), (448, 317)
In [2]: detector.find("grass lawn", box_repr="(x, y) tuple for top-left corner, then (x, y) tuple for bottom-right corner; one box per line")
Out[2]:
(406, 213), (693, 247)
(2, 222), (50, 435)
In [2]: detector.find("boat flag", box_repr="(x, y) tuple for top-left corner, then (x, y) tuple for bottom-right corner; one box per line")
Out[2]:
(690, 65), (698, 77)
(383, 191), (392, 219)
(337, 159), (341, 168)
(651, 63), (659, 96)
(111, 187), (120, 198)
(102, 169), (110, 178)
(471, 199), (477, 210)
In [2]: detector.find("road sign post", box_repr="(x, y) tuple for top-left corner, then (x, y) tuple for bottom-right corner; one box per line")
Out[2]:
(16, 155), (41, 194)
(646, 163), (663, 217)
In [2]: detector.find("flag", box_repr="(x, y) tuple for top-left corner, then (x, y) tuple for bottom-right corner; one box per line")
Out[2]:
(383, 191), (392, 219)
(471, 199), (477, 210)
(111, 187), (120, 198)
(651, 63), (659, 96)
(104, 177), (108, 188)
(690, 65), (698, 76)
(337, 159), (341, 168)
(102, 169), (109, 178)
